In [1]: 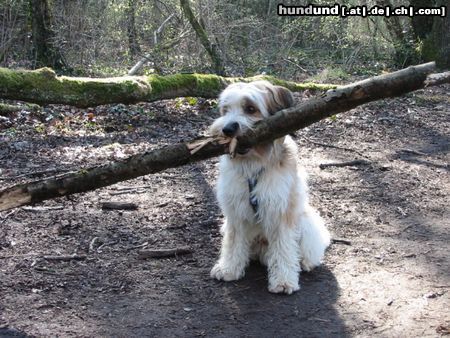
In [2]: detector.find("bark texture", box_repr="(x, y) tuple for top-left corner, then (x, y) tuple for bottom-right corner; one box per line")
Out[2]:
(1, 62), (446, 211)
(0, 67), (336, 107)
(29, 0), (68, 71)
(433, 0), (450, 69)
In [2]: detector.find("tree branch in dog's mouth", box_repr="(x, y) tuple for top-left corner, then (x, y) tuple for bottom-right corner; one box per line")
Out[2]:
(187, 136), (250, 158)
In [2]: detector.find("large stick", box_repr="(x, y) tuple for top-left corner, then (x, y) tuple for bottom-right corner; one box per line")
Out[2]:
(0, 62), (447, 211)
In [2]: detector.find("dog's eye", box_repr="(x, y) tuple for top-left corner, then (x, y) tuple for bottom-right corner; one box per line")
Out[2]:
(245, 105), (256, 114)
(220, 106), (229, 115)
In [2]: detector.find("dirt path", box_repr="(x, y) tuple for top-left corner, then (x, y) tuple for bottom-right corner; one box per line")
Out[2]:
(0, 86), (449, 337)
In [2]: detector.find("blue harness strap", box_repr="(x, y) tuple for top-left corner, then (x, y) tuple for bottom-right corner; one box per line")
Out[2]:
(247, 168), (264, 213)
(248, 177), (258, 213)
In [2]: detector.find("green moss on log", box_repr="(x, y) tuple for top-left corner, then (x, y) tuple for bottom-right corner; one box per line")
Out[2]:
(0, 67), (337, 107)
(147, 73), (225, 99)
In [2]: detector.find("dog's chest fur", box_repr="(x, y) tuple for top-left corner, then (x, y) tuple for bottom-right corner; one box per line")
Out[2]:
(216, 137), (300, 228)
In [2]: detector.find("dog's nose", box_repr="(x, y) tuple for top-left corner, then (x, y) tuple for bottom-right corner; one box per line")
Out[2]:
(222, 122), (239, 137)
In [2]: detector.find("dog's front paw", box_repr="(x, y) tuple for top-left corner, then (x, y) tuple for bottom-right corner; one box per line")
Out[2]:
(210, 262), (244, 282)
(268, 281), (300, 295)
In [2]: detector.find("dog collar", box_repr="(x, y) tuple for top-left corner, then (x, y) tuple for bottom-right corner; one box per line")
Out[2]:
(247, 168), (264, 213)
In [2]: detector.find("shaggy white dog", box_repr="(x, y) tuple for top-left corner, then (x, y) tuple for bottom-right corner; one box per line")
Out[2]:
(209, 81), (331, 294)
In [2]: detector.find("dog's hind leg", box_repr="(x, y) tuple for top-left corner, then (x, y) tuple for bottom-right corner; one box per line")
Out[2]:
(210, 219), (250, 282)
(299, 205), (331, 272)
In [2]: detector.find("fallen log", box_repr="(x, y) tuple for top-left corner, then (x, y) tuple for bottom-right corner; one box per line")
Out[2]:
(0, 102), (40, 115)
(0, 62), (448, 212)
(0, 67), (335, 108)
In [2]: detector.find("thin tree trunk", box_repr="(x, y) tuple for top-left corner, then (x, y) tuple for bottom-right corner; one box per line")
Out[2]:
(179, 0), (225, 75)
(1, 63), (447, 211)
(126, 0), (141, 59)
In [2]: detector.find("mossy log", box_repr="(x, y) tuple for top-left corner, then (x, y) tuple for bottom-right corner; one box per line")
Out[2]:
(0, 67), (336, 108)
(1, 62), (447, 212)
(0, 103), (40, 115)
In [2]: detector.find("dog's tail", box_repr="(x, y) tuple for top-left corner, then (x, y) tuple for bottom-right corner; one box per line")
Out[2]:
(299, 205), (331, 272)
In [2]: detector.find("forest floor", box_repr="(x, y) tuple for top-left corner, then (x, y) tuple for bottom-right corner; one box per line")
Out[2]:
(0, 84), (449, 337)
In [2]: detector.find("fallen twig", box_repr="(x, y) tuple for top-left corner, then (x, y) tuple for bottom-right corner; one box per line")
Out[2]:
(109, 188), (147, 196)
(101, 202), (138, 210)
(97, 240), (119, 252)
(425, 71), (450, 87)
(22, 205), (64, 212)
(398, 148), (427, 156)
(89, 237), (99, 252)
(302, 136), (366, 157)
(0, 209), (15, 225)
(42, 254), (87, 261)
(126, 241), (149, 251)
(138, 247), (193, 259)
(113, 185), (153, 191)
(331, 238), (352, 245)
(319, 159), (371, 170)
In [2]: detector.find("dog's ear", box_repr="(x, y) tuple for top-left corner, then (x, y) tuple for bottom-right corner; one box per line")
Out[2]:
(266, 85), (294, 115)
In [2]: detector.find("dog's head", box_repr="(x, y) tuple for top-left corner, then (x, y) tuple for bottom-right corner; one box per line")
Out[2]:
(210, 80), (294, 156)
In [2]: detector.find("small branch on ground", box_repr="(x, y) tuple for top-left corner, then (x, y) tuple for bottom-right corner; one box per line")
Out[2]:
(22, 206), (64, 212)
(398, 148), (427, 156)
(101, 202), (138, 210)
(0, 210), (16, 225)
(425, 71), (450, 87)
(319, 159), (371, 169)
(331, 238), (352, 245)
(126, 241), (149, 251)
(42, 254), (87, 261)
(89, 237), (99, 252)
(302, 136), (367, 157)
(97, 240), (119, 252)
(138, 247), (193, 259)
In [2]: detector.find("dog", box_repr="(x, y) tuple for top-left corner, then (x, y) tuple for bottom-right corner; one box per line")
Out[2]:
(209, 80), (331, 294)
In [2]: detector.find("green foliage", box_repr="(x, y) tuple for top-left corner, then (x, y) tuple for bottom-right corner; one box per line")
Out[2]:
(308, 67), (350, 83)
(186, 97), (198, 106)
(1, 0), (443, 79)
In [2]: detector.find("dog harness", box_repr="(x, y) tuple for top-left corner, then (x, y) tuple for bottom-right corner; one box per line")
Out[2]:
(247, 168), (264, 213)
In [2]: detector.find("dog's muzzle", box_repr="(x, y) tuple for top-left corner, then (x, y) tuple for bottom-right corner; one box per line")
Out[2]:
(221, 122), (251, 155)
(222, 122), (239, 137)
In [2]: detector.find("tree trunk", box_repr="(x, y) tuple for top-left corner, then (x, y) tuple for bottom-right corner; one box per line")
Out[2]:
(125, 0), (141, 59)
(411, 0), (449, 68)
(433, 0), (450, 69)
(1, 62), (447, 211)
(410, 0), (435, 40)
(179, 0), (225, 76)
(0, 67), (336, 107)
(376, 0), (416, 66)
(29, 0), (68, 71)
